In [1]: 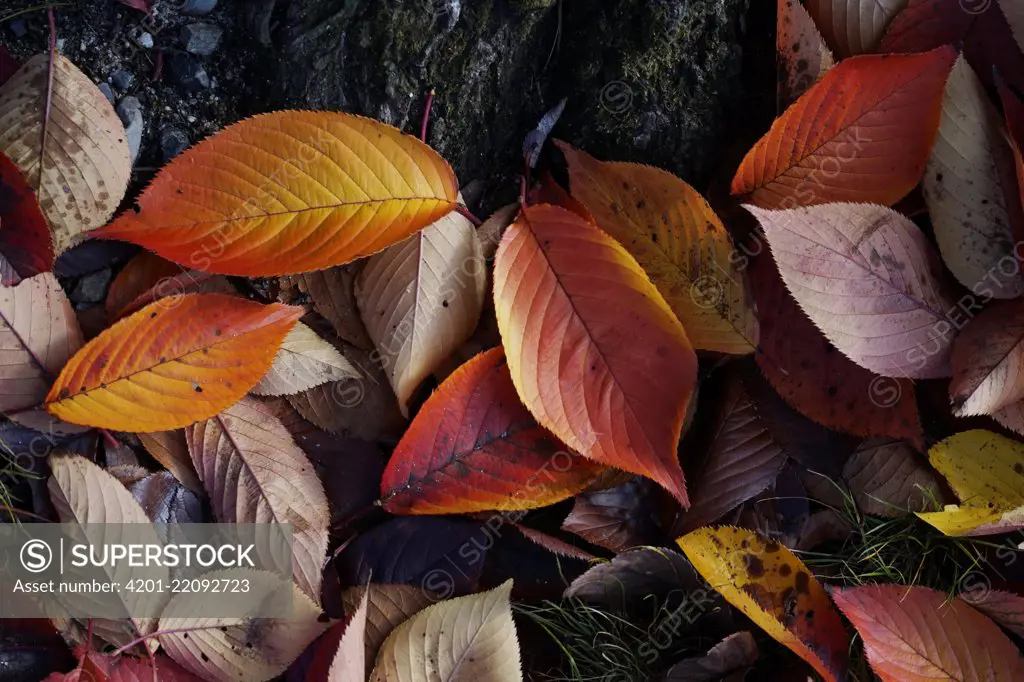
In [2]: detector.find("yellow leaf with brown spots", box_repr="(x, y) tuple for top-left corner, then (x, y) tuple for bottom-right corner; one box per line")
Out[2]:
(916, 430), (1024, 536)
(677, 527), (848, 682)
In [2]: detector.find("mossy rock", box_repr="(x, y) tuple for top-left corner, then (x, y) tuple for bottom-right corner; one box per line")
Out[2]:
(269, 0), (747, 206)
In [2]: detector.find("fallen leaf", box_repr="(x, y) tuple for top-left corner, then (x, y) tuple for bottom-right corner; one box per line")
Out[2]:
(252, 321), (359, 396)
(45, 648), (204, 682)
(950, 299), (1024, 416)
(916, 429), (1024, 535)
(159, 569), (326, 682)
(732, 47), (956, 208)
(923, 55), (1024, 298)
(356, 201), (486, 414)
(842, 438), (947, 516)
(748, 246), (922, 443)
(511, 525), (596, 561)
(115, 269), (236, 319)
(477, 204), (518, 261)
(997, 78), (1024, 227)
(0, 273), (82, 412)
(104, 251), (187, 318)
(54, 240), (137, 279)
(327, 590), (368, 682)
(187, 397), (329, 601)
(116, 0), (152, 16)
(968, 589), (1024, 638)
(494, 204), (697, 504)
(0, 45), (19, 87)
(45, 293), (302, 431)
(676, 369), (787, 532)
(381, 347), (602, 515)
(879, 0), (1024, 93)
(660, 631), (759, 682)
(0, 150), (53, 280)
(370, 581), (521, 682)
(95, 111), (459, 276)
(748, 202), (957, 378)
(340, 585), (436, 668)
(777, 0), (835, 109)
(288, 265), (373, 349)
(558, 143), (758, 354)
(130, 470), (204, 524)
(287, 344), (405, 442)
(677, 526), (849, 682)
(334, 517), (487, 597)
(0, 54), (130, 253)
(561, 476), (665, 552)
(48, 453), (167, 649)
(803, 0), (906, 56)
(832, 585), (1024, 681)
(137, 429), (202, 494)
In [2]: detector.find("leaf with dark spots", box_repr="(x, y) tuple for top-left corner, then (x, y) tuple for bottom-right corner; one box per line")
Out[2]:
(334, 517), (488, 597)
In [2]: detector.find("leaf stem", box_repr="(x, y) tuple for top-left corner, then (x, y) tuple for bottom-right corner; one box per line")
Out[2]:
(420, 88), (435, 143)
(455, 204), (482, 227)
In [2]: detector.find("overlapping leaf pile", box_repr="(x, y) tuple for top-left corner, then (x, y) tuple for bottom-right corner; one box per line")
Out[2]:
(6, 1), (1024, 680)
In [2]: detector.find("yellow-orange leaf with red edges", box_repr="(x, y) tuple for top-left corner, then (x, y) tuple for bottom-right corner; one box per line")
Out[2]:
(45, 293), (302, 431)
(732, 47), (956, 209)
(94, 111), (459, 276)
(677, 527), (849, 682)
(493, 204), (697, 505)
(380, 347), (605, 515)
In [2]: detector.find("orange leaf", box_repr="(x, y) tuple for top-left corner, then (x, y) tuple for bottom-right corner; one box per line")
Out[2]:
(493, 204), (697, 504)
(45, 293), (302, 431)
(558, 143), (759, 354)
(731, 47), (956, 208)
(94, 111), (459, 276)
(832, 585), (1024, 681)
(677, 526), (849, 681)
(105, 251), (185, 317)
(380, 347), (604, 515)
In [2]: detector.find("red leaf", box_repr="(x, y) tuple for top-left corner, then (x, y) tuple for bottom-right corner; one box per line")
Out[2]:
(0, 150), (54, 281)
(115, 0), (152, 16)
(879, 0), (1024, 93)
(732, 47), (956, 208)
(380, 347), (604, 515)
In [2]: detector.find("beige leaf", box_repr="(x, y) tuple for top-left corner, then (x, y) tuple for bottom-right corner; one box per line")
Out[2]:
(994, 399), (1024, 437)
(370, 581), (522, 682)
(329, 590), (370, 682)
(0, 54), (130, 253)
(288, 345), (405, 442)
(924, 55), (1024, 298)
(341, 584), (437, 666)
(186, 397), (329, 602)
(48, 453), (167, 649)
(291, 265), (373, 350)
(803, 0), (906, 57)
(138, 429), (203, 494)
(160, 569), (326, 682)
(778, 0), (836, 109)
(0, 273), (81, 411)
(356, 205), (486, 415)
(252, 322), (360, 396)
(1002, 0), (1024, 52)
(843, 438), (947, 516)
(477, 204), (519, 261)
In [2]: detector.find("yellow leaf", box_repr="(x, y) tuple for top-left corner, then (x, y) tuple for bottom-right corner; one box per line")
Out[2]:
(677, 527), (848, 682)
(916, 429), (1024, 535)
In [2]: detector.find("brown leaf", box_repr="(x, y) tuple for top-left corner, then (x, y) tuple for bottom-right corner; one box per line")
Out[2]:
(561, 476), (664, 552)
(0, 54), (130, 253)
(340, 584), (436, 667)
(803, 0), (906, 56)
(137, 429), (203, 494)
(290, 265), (373, 350)
(187, 397), (329, 602)
(777, 0), (835, 109)
(842, 438), (948, 516)
(130, 470), (204, 524)
(660, 632), (759, 682)
(951, 299), (1024, 417)
(477, 204), (518, 261)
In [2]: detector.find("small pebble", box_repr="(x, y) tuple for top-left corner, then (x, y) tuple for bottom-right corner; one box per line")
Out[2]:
(70, 269), (113, 305)
(167, 51), (211, 91)
(181, 22), (223, 56)
(187, 115), (196, 123)
(97, 82), (116, 105)
(132, 29), (154, 49)
(181, 0), (218, 16)
(115, 96), (144, 164)
(8, 19), (27, 39)
(160, 127), (190, 161)
(111, 69), (134, 90)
